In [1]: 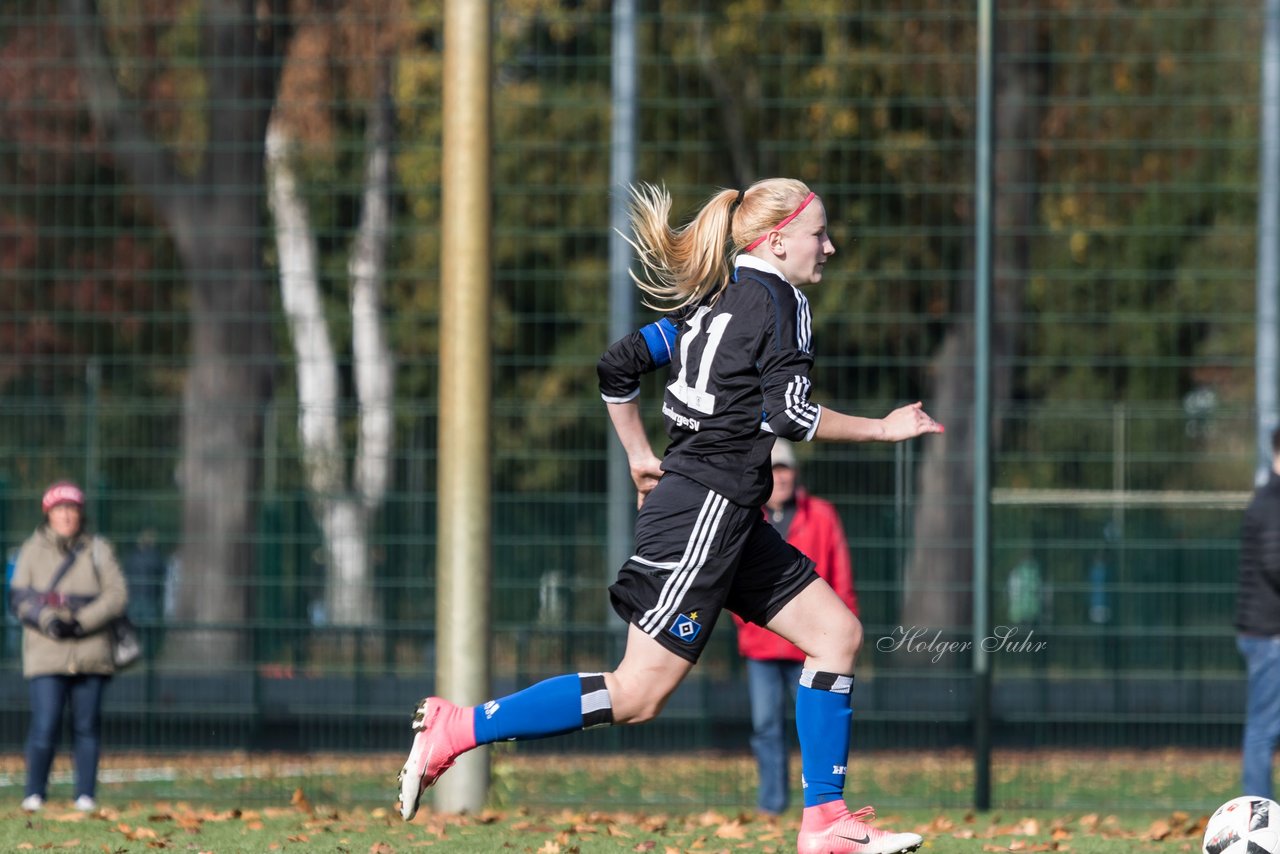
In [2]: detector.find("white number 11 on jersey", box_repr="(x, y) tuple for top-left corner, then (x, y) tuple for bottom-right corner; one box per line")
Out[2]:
(668, 306), (732, 416)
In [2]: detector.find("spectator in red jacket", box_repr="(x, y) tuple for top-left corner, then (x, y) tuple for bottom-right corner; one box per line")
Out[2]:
(734, 439), (858, 815)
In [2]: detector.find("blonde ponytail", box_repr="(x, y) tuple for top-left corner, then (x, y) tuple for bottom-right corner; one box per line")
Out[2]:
(623, 183), (738, 310)
(622, 178), (814, 311)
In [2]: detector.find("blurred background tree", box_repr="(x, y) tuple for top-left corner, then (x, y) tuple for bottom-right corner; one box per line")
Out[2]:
(0, 0), (1259, 642)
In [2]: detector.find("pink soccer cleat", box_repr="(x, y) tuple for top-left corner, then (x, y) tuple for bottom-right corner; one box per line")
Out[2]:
(797, 802), (923, 854)
(396, 697), (477, 820)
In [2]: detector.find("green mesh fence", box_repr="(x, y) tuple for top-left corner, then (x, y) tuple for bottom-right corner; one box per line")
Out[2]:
(0, 0), (1265, 811)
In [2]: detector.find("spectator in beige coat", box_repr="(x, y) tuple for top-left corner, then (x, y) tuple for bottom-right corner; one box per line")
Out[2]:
(9, 482), (127, 813)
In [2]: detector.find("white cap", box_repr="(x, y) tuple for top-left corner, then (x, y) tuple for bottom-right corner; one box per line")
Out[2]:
(771, 439), (797, 469)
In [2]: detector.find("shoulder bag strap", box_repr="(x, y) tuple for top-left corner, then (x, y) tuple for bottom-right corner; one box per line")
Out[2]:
(45, 544), (82, 593)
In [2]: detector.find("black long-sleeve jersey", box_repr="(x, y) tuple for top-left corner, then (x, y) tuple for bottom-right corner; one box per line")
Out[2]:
(598, 257), (822, 507)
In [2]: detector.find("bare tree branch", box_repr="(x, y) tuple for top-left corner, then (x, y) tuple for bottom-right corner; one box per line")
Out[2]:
(351, 65), (396, 510)
(267, 92), (394, 628)
(266, 121), (344, 497)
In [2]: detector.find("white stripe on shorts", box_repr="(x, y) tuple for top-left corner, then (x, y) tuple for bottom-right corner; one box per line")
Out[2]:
(638, 489), (728, 636)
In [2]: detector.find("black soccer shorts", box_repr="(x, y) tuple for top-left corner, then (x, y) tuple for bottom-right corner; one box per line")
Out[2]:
(608, 471), (820, 662)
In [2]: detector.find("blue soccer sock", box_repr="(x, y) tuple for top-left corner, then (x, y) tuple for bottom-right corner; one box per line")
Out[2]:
(472, 672), (613, 745)
(796, 669), (854, 808)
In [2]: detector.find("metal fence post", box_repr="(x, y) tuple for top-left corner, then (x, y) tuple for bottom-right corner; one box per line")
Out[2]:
(972, 0), (995, 814)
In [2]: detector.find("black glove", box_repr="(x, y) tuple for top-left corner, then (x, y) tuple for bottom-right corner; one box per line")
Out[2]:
(46, 618), (81, 640)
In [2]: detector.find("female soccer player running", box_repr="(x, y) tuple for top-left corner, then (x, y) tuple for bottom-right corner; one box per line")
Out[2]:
(399, 178), (942, 854)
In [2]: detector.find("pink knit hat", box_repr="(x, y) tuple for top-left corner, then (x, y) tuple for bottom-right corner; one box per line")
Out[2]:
(41, 481), (85, 514)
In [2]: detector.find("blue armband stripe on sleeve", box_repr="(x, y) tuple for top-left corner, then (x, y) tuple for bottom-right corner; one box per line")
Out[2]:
(640, 318), (678, 367)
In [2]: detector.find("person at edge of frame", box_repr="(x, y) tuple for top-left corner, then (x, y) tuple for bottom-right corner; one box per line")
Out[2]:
(1237, 426), (1280, 799)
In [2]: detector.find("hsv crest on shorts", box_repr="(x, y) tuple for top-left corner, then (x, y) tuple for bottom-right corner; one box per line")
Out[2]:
(669, 611), (703, 644)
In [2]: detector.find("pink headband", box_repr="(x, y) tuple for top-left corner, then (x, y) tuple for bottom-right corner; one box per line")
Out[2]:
(743, 192), (816, 252)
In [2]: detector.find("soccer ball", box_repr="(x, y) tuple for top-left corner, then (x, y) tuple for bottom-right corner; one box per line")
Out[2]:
(1203, 796), (1280, 854)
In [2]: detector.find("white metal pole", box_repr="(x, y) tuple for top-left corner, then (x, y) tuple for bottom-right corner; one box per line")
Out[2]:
(1258, 0), (1280, 484)
(607, 0), (638, 622)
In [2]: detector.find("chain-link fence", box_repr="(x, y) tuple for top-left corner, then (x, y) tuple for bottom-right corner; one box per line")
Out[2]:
(0, 0), (1264, 810)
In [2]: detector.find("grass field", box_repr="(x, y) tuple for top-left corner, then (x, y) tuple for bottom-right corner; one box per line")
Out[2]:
(0, 803), (1212, 852)
(0, 749), (1232, 852)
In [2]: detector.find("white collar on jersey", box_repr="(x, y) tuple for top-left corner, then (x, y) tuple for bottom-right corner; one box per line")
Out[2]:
(734, 254), (789, 284)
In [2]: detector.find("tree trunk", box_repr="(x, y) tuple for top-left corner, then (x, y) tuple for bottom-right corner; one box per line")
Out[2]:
(63, 0), (289, 666)
(901, 324), (982, 635)
(174, 261), (273, 662)
(901, 11), (1042, 640)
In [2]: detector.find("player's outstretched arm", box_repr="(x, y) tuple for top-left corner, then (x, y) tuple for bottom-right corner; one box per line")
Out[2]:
(814, 401), (944, 443)
(606, 400), (664, 507)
